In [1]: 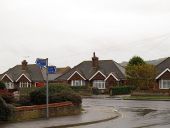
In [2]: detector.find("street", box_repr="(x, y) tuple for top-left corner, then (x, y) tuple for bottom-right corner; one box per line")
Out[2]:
(72, 98), (170, 128)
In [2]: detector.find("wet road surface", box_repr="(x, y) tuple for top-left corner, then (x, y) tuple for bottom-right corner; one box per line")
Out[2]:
(71, 98), (170, 128)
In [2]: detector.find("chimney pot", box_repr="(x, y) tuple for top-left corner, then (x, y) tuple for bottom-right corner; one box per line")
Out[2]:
(92, 52), (99, 68)
(22, 60), (28, 70)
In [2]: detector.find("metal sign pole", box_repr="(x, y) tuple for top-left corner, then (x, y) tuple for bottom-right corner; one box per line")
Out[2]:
(46, 58), (49, 119)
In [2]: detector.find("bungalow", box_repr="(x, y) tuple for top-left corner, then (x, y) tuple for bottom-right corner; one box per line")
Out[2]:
(0, 60), (70, 90)
(56, 53), (126, 91)
(154, 57), (170, 90)
(0, 60), (44, 89)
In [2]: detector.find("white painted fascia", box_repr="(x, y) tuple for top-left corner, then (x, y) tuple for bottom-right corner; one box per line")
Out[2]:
(105, 73), (119, 81)
(67, 71), (86, 80)
(89, 71), (106, 81)
(1, 74), (14, 82)
(16, 74), (32, 82)
(156, 68), (170, 80)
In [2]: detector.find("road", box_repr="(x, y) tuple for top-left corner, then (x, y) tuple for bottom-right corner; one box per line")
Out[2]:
(71, 98), (170, 128)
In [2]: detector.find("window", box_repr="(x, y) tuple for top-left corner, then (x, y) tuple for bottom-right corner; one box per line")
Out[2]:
(160, 80), (170, 89)
(19, 82), (32, 88)
(71, 80), (85, 86)
(5, 82), (14, 89)
(93, 80), (105, 89)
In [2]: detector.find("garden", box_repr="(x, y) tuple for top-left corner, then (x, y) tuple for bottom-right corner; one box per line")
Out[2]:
(0, 83), (82, 122)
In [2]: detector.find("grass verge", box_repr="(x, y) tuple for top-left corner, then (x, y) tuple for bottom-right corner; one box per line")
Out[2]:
(123, 95), (170, 101)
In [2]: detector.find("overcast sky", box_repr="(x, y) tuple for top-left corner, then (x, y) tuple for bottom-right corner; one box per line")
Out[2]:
(0, 0), (170, 73)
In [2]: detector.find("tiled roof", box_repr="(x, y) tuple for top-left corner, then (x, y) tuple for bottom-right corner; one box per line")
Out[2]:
(155, 57), (170, 75)
(56, 60), (125, 81)
(41, 66), (71, 81)
(1, 64), (44, 82)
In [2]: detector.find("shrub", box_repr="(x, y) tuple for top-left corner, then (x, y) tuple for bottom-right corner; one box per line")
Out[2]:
(110, 86), (132, 95)
(50, 92), (82, 106)
(92, 87), (100, 95)
(70, 86), (89, 90)
(70, 86), (92, 96)
(30, 84), (82, 105)
(15, 96), (32, 106)
(0, 82), (6, 89)
(19, 86), (36, 97)
(0, 96), (14, 121)
(0, 90), (15, 104)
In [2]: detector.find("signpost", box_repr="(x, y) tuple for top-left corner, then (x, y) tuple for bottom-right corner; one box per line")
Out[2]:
(36, 58), (49, 119)
(36, 58), (58, 119)
(46, 58), (49, 119)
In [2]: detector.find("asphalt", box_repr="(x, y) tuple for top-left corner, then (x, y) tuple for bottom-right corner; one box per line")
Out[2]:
(0, 106), (120, 128)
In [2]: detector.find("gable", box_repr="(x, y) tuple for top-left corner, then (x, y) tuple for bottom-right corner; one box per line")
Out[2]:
(105, 74), (119, 82)
(1, 74), (13, 82)
(16, 74), (31, 82)
(156, 69), (170, 80)
(67, 71), (86, 80)
(89, 71), (106, 81)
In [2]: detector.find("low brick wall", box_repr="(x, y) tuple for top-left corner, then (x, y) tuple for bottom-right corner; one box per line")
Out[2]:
(10, 102), (81, 122)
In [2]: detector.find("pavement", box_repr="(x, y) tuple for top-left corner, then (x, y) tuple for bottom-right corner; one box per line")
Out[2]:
(0, 106), (120, 128)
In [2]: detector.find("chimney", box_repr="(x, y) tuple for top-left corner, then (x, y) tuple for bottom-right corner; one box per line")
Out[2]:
(22, 60), (28, 70)
(92, 52), (99, 68)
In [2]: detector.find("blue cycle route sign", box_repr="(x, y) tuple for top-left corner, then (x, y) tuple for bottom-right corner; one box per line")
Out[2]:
(48, 66), (57, 74)
(36, 58), (47, 67)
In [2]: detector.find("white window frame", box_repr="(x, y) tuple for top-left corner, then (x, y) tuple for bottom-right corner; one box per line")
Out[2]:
(159, 80), (170, 89)
(71, 80), (85, 86)
(5, 82), (14, 89)
(19, 82), (32, 88)
(93, 80), (105, 89)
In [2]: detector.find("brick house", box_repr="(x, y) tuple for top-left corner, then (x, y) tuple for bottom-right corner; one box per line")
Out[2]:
(154, 57), (170, 90)
(56, 53), (126, 91)
(0, 60), (44, 89)
(0, 60), (70, 90)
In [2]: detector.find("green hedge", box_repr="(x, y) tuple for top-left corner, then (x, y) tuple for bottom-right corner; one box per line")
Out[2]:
(110, 86), (132, 95)
(0, 82), (6, 89)
(70, 86), (89, 91)
(0, 96), (14, 121)
(30, 84), (82, 106)
(0, 90), (15, 104)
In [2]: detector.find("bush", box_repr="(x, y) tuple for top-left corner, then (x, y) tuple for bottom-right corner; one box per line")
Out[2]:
(50, 92), (82, 106)
(0, 82), (6, 89)
(0, 90), (15, 104)
(15, 96), (32, 106)
(0, 96), (14, 121)
(92, 87), (100, 95)
(70, 86), (92, 96)
(70, 86), (89, 90)
(30, 84), (82, 105)
(110, 86), (132, 95)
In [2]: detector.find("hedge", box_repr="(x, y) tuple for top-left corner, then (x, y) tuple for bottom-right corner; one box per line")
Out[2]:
(0, 96), (14, 121)
(0, 90), (15, 104)
(30, 84), (82, 106)
(0, 82), (6, 89)
(70, 86), (89, 91)
(110, 86), (132, 95)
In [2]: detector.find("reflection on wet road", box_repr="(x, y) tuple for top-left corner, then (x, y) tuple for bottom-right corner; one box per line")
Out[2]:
(71, 98), (170, 128)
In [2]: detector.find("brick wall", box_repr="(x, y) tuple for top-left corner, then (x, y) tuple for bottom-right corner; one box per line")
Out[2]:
(10, 102), (81, 122)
